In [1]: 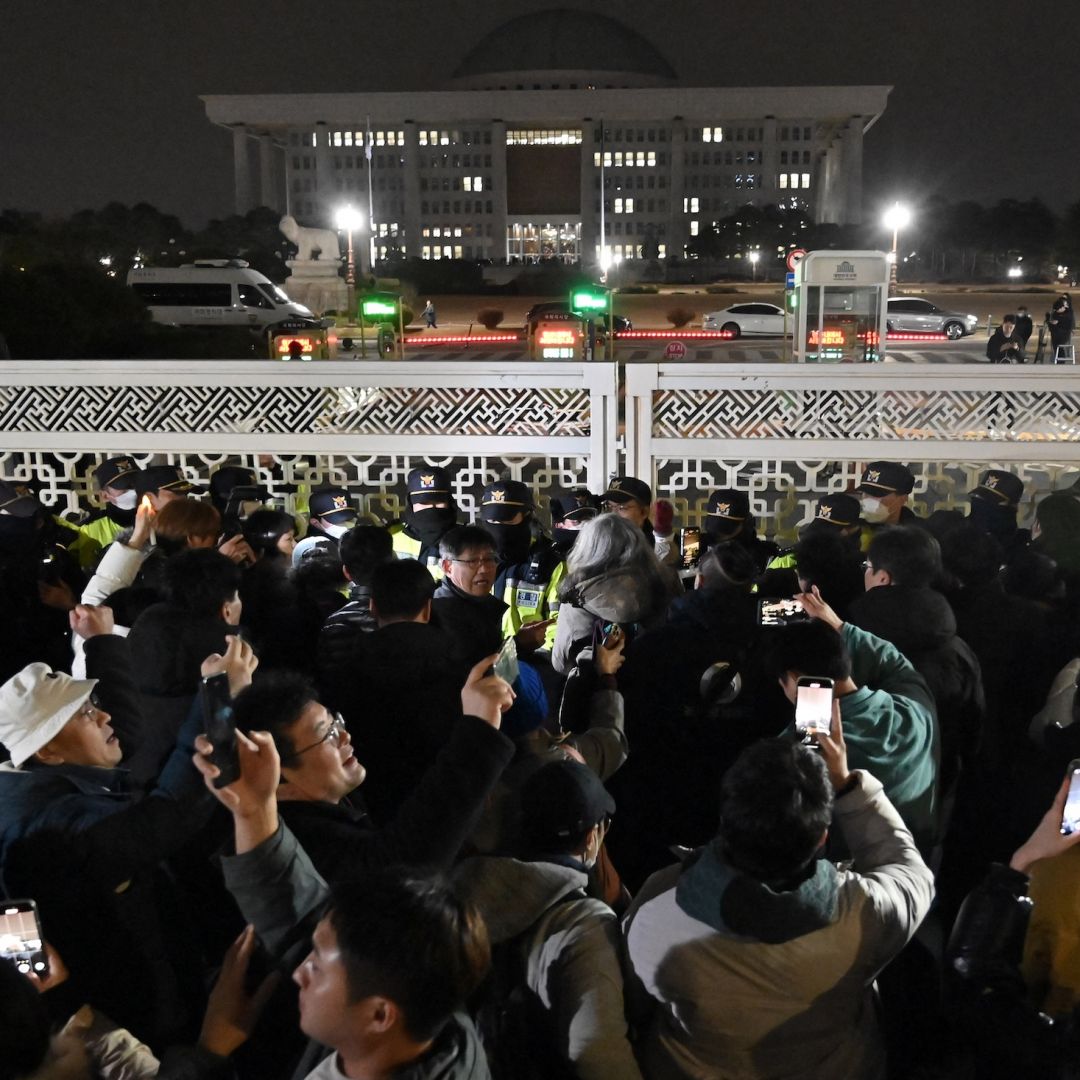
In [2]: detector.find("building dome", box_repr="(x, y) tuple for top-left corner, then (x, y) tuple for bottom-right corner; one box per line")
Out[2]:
(450, 9), (677, 89)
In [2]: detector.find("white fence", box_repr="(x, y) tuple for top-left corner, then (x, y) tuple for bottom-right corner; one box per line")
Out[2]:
(3, 359), (1080, 538)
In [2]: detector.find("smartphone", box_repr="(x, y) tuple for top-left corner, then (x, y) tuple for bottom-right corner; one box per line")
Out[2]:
(1061, 759), (1080, 836)
(601, 623), (623, 649)
(493, 637), (519, 686)
(0, 900), (48, 978)
(795, 676), (834, 739)
(680, 527), (701, 570)
(37, 552), (62, 585)
(758, 598), (812, 627)
(200, 672), (241, 789)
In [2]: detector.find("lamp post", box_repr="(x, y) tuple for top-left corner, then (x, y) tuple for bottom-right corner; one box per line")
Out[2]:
(335, 205), (364, 321)
(882, 202), (911, 294)
(749, 250), (760, 283)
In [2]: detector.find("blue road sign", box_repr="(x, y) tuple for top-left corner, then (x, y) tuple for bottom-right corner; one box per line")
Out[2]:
(785, 271), (796, 289)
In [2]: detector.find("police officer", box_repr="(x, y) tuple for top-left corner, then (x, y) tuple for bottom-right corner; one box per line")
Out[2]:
(550, 490), (601, 554)
(701, 489), (779, 573)
(305, 487), (359, 545)
(391, 466), (459, 573)
(133, 465), (204, 510)
(479, 479), (563, 649)
(855, 461), (919, 530)
(761, 492), (863, 594)
(74, 456), (141, 562)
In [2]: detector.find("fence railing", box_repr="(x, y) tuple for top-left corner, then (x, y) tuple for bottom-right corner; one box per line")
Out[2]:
(4, 359), (1080, 537)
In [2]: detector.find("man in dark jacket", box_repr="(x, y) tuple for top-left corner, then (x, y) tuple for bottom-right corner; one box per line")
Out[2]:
(322, 558), (462, 819)
(986, 314), (1025, 363)
(848, 525), (984, 796)
(0, 609), (241, 1049)
(431, 524), (507, 672)
(230, 657), (515, 884)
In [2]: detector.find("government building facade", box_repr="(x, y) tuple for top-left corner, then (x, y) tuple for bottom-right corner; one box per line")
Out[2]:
(201, 10), (890, 271)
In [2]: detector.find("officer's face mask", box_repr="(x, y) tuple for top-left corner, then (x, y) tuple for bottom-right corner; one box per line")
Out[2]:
(860, 497), (891, 525)
(408, 505), (457, 544)
(485, 519), (532, 565)
(109, 489), (138, 511)
(970, 497), (1017, 541)
(552, 526), (581, 552)
(321, 521), (350, 540)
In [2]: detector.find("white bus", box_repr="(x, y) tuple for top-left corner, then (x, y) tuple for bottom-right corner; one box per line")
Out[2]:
(127, 260), (313, 330)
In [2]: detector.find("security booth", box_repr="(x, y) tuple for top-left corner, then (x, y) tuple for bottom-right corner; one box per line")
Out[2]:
(529, 315), (586, 361)
(793, 251), (890, 363)
(268, 318), (331, 360)
(569, 284), (611, 360)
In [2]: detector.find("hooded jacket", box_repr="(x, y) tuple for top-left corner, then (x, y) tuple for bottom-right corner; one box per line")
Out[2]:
(552, 565), (678, 675)
(452, 855), (643, 1080)
(623, 772), (934, 1080)
(847, 585), (984, 791)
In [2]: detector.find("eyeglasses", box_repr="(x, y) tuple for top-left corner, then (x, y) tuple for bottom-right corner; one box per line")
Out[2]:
(74, 694), (104, 722)
(294, 712), (347, 756)
(452, 555), (498, 569)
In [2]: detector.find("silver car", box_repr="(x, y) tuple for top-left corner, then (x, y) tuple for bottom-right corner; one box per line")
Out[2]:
(886, 297), (978, 340)
(702, 302), (788, 338)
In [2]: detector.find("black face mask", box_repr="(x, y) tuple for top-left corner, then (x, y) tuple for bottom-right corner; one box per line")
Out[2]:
(552, 526), (580, 552)
(485, 520), (532, 565)
(105, 503), (137, 528)
(407, 506), (457, 545)
(970, 498), (1017, 543)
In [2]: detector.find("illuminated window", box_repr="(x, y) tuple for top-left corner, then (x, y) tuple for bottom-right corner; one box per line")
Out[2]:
(702, 126), (724, 143)
(647, 151), (656, 166)
(779, 174), (788, 189)
(614, 198), (623, 212)
(683, 197), (699, 213)
(801, 173), (811, 189)
(614, 151), (623, 167)
(505, 129), (582, 145)
(689, 220), (699, 236)
(625, 197), (634, 213)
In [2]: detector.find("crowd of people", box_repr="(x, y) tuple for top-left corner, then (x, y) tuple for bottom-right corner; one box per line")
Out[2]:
(985, 293), (1072, 362)
(2, 452), (1080, 1079)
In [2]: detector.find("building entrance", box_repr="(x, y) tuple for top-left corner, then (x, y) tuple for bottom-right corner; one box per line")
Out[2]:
(507, 221), (581, 263)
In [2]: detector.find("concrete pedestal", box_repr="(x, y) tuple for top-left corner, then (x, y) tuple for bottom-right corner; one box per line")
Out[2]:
(284, 260), (348, 315)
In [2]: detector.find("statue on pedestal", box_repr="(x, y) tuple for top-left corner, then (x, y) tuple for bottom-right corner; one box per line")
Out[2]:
(278, 214), (348, 315)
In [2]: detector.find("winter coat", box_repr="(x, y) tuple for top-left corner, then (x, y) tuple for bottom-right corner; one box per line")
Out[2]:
(552, 565), (679, 676)
(221, 824), (491, 1080)
(0, 637), (214, 1049)
(453, 855), (643, 1080)
(847, 585), (984, 792)
(277, 714), (514, 883)
(623, 771), (934, 1080)
(432, 578), (508, 673)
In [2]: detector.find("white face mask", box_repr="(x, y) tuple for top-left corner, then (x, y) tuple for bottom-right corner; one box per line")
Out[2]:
(321, 522), (349, 540)
(860, 497), (891, 524)
(112, 490), (138, 511)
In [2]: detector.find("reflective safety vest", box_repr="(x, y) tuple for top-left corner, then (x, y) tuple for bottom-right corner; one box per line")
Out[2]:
(499, 545), (565, 649)
(76, 513), (124, 562)
(390, 525), (444, 581)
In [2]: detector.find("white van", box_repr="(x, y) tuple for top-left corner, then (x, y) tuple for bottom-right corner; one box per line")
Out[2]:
(127, 260), (313, 330)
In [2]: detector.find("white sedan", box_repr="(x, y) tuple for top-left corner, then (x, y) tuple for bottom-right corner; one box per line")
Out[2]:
(702, 302), (788, 338)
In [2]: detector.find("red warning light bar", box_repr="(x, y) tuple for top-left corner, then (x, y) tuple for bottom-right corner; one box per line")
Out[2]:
(405, 334), (521, 347)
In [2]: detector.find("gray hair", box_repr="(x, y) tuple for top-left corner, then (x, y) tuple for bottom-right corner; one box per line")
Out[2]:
(558, 513), (668, 598)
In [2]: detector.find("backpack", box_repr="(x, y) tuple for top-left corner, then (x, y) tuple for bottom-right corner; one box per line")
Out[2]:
(471, 896), (580, 1080)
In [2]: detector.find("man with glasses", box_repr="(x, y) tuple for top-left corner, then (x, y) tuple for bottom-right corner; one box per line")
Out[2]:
(0, 607), (250, 1047)
(227, 658), (516, 884)
(431, 523), (508, 671)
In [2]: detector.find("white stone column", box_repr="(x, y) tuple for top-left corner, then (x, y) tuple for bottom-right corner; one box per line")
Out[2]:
(314, 121), (332, 224)
(580, 126), (596, 266)
(402, 120), (421, 263)
(841, 121), (864, 225)
(232, 125), (253, 215)
(667, 121), (687, 260)
(258, 134), (277, 212)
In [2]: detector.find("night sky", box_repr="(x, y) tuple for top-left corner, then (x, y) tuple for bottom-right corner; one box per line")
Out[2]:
(3, 0), (1077, 234)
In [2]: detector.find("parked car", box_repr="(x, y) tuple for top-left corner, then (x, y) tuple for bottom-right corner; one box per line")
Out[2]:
(702, 302), (788, 338)
(886, 297), (978, 339)
(524, 302), (632, 332)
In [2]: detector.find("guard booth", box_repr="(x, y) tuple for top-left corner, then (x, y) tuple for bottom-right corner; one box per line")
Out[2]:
(793, 251), (890, 363)
(268, 319), (331, 360)
(359, 292), (405, 360)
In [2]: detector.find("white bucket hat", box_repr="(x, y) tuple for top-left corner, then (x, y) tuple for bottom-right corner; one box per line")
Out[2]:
(0, 663), (98, 768)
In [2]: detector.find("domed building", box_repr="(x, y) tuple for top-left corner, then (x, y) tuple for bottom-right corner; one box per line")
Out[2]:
(203, 10), (889, 271)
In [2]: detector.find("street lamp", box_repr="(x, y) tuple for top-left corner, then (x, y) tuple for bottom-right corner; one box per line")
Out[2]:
(882, 203), (911, 293)
(749, 250), (760, 283)
(335, 205), (364, 320)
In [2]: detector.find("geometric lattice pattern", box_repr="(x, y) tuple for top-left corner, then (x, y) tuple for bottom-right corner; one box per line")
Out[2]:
(653, 388), (1080, 441)
(0, 385), (592, 438)
(653, 457), (1080, 544)
(3, 451), (591, 527)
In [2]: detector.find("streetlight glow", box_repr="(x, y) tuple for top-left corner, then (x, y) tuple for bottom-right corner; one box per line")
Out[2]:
(882, 202), (911, 292)
(335, 205), (364, 319)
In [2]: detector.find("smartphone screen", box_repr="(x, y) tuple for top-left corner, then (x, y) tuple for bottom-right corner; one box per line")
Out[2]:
(493, 637), (519, 686)
(0, 900), (48, 978)
(795, 677), (834, 737)
(680, 527), (701, 570)
(1061, 760), (1080, 836)
(200, 673), (240, 789)
(758, 598), (812, 627)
